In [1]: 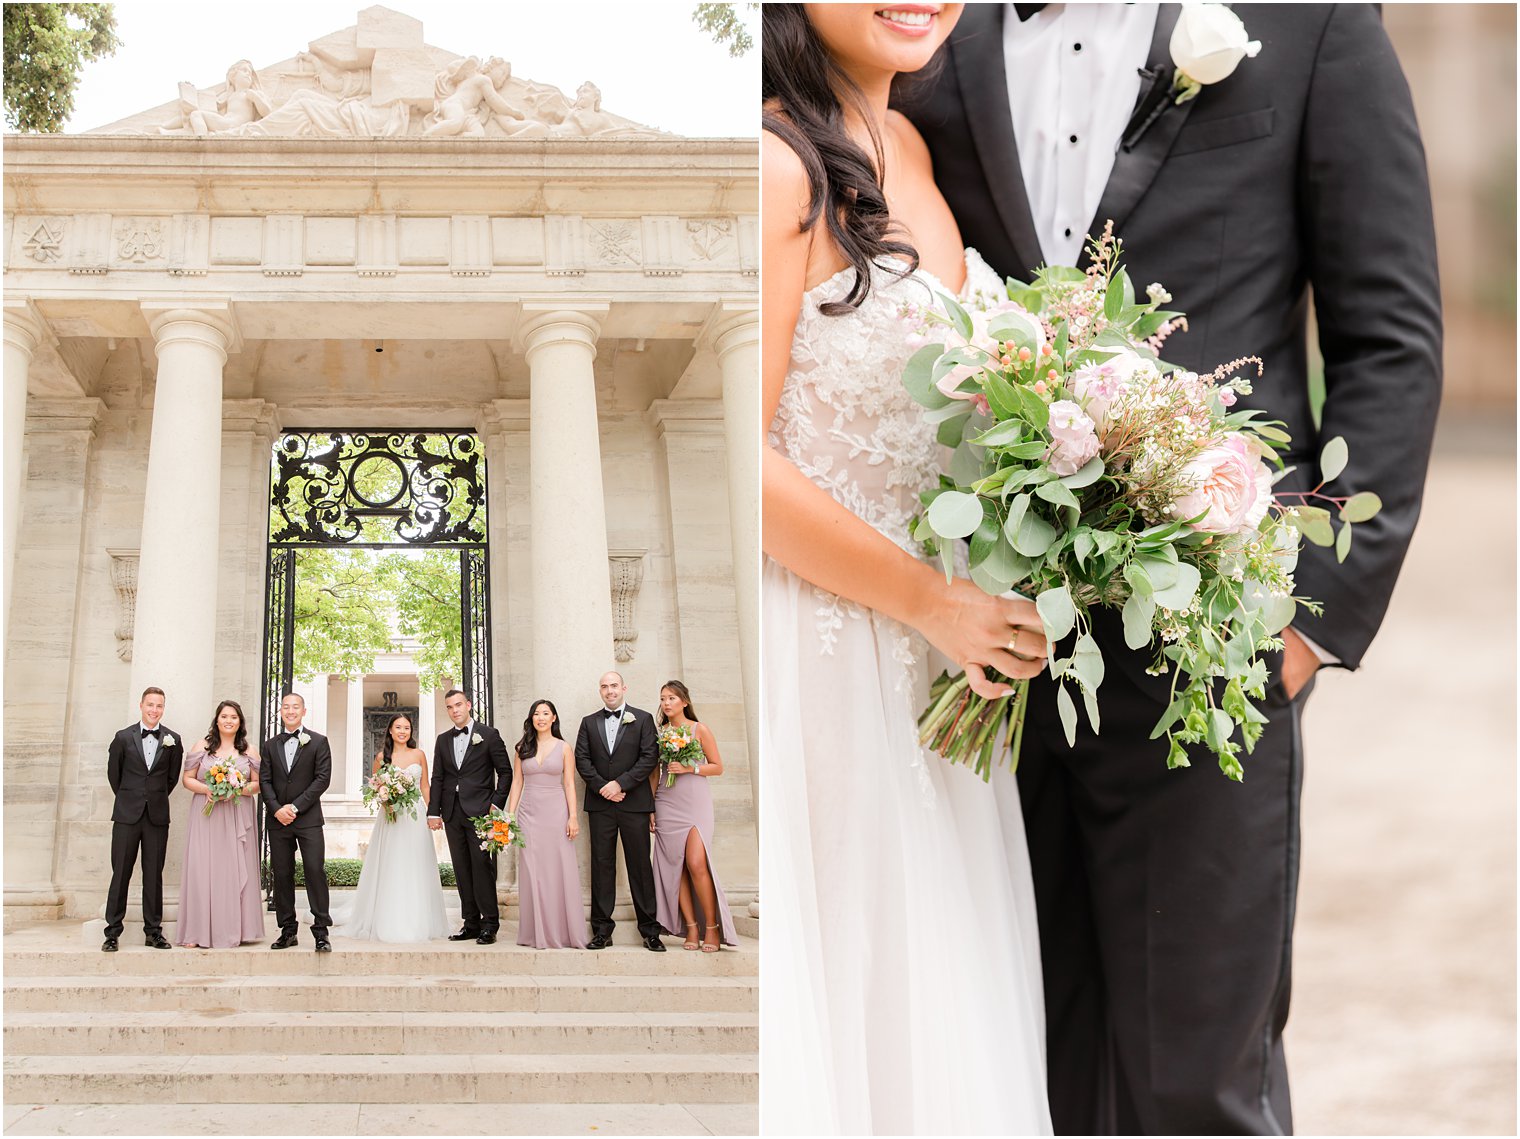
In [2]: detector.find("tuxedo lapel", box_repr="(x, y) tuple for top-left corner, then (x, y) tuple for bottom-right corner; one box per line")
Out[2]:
(1085, 4), (1194, 253)
(950, 6), (1044, 274)
(131, 728), (148, 772)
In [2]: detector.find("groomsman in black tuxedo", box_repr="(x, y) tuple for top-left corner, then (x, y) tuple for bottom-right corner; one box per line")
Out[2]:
(574, 671), (663, 952)
(427, 688), (512, 944)
(103, 686), (182, 952)
(259, 692), (333, 952)
(901, 5), (1441, 1133)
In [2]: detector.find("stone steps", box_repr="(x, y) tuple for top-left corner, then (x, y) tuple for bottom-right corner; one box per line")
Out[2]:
(5, 1010), (757, 1056)
(3, 1052), (757, 1106)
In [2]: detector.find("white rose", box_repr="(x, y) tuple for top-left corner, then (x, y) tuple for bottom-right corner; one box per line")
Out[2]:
(622, 712), (635, 725)
(162, 734), (176, 748)
(1171, 4), (1261, 94)
(297, 732), (310, 746)
(472, 732), (483, 745)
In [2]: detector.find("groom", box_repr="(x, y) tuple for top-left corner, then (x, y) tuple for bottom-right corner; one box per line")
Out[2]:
(103, 686), (182, 952)
(901, 5), (1441, 1134)
(427, 688), (511, 944)
(573, 671), (663, 951)
(259, 691), (333, 952)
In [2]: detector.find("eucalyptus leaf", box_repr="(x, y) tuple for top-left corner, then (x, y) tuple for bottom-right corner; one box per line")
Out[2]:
(1074, 530), (1096, 568)
(1072, 634), (1105, 691)
(1153, 562), (1201, 611)
(1081, 683), (1101, 735)
(1136, 556), (1180, 592)
(1059, 455), (1106, 489)
(1015, 384), (1050, 430)
(1036, 585), (1077, 643)
(1122, 591), (1155, 649)
(1003, 494), (1031, 544)
(1056, 682), (1078, 746)
(1292, 506), (1335, 547)
(1319, 436), (1348, 483)
(1261, 594), (1296, 635)
(1123, 560), (1153, 599)
(941, 292), (973, 342)
(950, 440), (984, 486)
(903, 343), (952, 409)
(1012, 511), (1056, 557)
(971, 421), (1025, 448)
(1335, 519), (1353, 563)
(1254, 424), (1292, 445)
(1339, 492), (1382, 523)
(926, 491), (984, 540)
(1206, 708), (1233, 751)
(1036, 480), (1081, 510)
(924, 402), (972, 425)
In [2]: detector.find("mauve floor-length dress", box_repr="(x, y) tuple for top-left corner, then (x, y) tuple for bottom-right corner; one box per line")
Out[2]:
(653, 740), (737, 946)
(174, 750), (265, 948)
(515, 740), (589, 949)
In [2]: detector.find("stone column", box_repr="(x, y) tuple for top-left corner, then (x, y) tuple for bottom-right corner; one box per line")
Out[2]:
(714, 311), (761, 809)
(129, 305), (237, 726)
(346, 676), (365, 799)
(2, 300), (46, 631)
(519, 308), (616, 716)
(417, 684), (436, 752)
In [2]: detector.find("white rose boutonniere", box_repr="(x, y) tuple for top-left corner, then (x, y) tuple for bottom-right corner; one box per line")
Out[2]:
(297, 732), (311, 747)
(621, 712), (635, 726)
(1170, 3), (1261, 104)
(472, 732), (483, 745)
(162, 734), (176, 748)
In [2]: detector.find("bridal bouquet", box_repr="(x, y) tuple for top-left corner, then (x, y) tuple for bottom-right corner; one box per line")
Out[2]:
(470, 805), (525, 854)
(905, 224), (1380, 781)
(363, 764), (420, 824)
(202, 759), (246, 816)
(657, 723), (705, 788)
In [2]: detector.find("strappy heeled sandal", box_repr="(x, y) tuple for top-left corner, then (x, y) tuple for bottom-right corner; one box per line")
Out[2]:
(683, 921), (700, 951)
(701, 923), (722, 953)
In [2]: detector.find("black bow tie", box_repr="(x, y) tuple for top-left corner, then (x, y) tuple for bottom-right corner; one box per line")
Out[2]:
(605, 709), (622, 719)
(452, 726), (469, 737)
(141, 728), (160, 740)
(281, 731), (299, 742)
(1014, 3), (1047, 21)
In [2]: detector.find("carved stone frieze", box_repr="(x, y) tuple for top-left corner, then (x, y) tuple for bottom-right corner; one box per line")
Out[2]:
(107, 549), (139, 662)
(588, 221), (639, 267)
(23, 220), (64, 263)
(608, 551), (647, 664)
(115, 219), (166, 264)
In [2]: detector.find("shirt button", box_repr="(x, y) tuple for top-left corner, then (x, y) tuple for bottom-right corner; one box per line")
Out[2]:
(1073, 42), (1083, 52)
(1069, 134), (1079, 145)
(1064, 228), (1073, 238)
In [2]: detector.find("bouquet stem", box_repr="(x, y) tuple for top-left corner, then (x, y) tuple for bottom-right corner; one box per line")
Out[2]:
(918, 671), (1029, 780)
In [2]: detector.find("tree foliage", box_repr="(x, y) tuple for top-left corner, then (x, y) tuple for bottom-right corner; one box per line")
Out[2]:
(291, 550), (394, 683)
(692, 3), (756, 57)
(377, 551), (463, 693)
(3, 3), (120, 133)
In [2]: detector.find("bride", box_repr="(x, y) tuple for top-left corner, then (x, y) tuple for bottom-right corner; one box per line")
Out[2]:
(761, 4), (1051, 1133)
(332, 713), (448, 943)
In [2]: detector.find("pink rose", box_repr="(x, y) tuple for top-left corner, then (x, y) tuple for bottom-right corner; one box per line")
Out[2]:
(1045, 400), (1101, 477)
(1068, 362), (1123, 432)
(1173, 433), (1274, 534)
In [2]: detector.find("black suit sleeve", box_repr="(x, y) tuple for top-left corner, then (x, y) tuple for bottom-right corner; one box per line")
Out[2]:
(428, 736), (445, 817)
(621, 713), (659, 791)
(293, 736), (332, 815)
(259, 743), (280, 817)
(1293, 4), (1442, 669)
(107, 731), (125, 795)
(488, 728), (512, 809)
(574, 717), (599, 786)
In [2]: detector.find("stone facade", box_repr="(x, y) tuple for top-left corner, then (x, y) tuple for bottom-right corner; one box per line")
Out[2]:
(2, 8), (758, 925)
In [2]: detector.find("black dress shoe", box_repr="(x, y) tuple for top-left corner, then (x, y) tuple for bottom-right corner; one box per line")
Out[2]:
(144, 934), (172, 950)
(270, 933), (299, 950)
(314, 938), (332, 953)
(475, 932), (497, 945)
(448, 929), (481, 942)
(586, 933), (611, 950)
(643, 935), (667, 952)
(101, 937), (118, 953)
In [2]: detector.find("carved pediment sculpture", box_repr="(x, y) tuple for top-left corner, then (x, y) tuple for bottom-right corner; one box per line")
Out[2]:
(89, 6), (672, 140)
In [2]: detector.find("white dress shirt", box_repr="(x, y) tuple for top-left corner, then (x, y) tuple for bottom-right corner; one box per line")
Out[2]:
(140, 725), (159, 771)
(604, 706), (626, 753)
(283, 732), (299, 773)
(1003, 3), (1159, 267)
(452, 721), (474, 769)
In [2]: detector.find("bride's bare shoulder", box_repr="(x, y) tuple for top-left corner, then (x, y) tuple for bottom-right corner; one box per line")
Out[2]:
(885, 110), (936, 179)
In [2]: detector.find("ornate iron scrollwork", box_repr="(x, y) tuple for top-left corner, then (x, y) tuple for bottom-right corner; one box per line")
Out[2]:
(269, 430), (487, 546)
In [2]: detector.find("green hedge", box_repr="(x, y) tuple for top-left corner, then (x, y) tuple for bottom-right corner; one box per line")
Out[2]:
(261, 858), (456, 888)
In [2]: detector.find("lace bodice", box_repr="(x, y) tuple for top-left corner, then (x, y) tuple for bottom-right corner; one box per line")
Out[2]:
(769, 248), (1004, 553)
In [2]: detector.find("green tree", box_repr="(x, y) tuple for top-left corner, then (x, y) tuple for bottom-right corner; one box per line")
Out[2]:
(3, 3), (121, 132)
(692, 3), (756, 57)
(291, 549), (395, 682)
(377, 550), (463, 692)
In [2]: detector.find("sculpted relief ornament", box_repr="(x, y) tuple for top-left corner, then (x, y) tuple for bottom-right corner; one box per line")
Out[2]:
(133, 11), (668, 141)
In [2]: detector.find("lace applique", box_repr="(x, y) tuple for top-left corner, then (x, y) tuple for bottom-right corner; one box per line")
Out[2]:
(812, 588), (867, 656)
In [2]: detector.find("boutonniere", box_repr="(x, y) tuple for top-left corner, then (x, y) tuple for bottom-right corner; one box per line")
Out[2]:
(297, 732), (311, 747)
(472, 732), (483, 745)
(1170, 4), (1261, 105)
(621, 712), (635, 725)
(161, 734), (176, 748)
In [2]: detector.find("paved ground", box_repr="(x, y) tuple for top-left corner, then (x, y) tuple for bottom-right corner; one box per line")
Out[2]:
(1286, 414), (1516, 1135)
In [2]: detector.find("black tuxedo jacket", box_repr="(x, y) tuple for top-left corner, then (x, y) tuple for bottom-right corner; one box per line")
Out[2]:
(898, 3), (1441, 676)
(107, 724), (181, 826)
(259, 728), (332, 831)
(574, 706), (658, 814)
(428, 722), (512, 823)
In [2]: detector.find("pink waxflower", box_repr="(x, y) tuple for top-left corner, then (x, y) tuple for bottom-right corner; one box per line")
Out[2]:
(1172, 433), (1273, 534)
(1046, 400), (1101, 477)
(1218, 389), (1237, 407)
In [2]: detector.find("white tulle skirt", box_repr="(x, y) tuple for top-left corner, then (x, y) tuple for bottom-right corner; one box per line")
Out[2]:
(761, 558), (1052, 1135)
(331, 797), (449, 944)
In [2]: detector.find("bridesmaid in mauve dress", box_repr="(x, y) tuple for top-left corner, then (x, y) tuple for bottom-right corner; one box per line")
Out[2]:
(176, 700), (265, 948)
(508, 699), (589, 949)
(650, 681), (737, 951)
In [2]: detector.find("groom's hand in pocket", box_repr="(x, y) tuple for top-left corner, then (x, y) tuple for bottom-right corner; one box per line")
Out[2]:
(1281, 627), (1322, 700)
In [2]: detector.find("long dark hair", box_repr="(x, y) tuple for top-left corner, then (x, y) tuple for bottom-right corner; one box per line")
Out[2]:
(516, 699), (564, 761)
(380, 713), (415, 766)
(203, 700), (249, 755)
(657, 680), (699, 727)
(762, 3), (920, 314)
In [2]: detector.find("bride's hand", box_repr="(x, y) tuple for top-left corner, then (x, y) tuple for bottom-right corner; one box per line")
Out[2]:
(914, 577), (1048, 699)
(566, 818), (580, 841)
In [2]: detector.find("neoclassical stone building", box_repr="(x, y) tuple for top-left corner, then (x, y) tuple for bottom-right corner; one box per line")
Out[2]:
(2, 7), (758, 925)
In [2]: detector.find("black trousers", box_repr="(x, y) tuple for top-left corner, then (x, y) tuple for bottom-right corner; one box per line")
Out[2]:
(587, 805), (660, 939)
(1018, 639), (1313, 1136)
(443, 809), (498, 933)
(104, 816), (168, 938)
(267, 824), (331, 939)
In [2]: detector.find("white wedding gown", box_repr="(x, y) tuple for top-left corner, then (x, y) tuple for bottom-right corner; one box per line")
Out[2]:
(762, 250), (1052, 1135)
(331, 762), (449, 943)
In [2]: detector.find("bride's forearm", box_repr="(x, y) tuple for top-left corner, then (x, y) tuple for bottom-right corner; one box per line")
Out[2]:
(763, 448), (941, 633)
